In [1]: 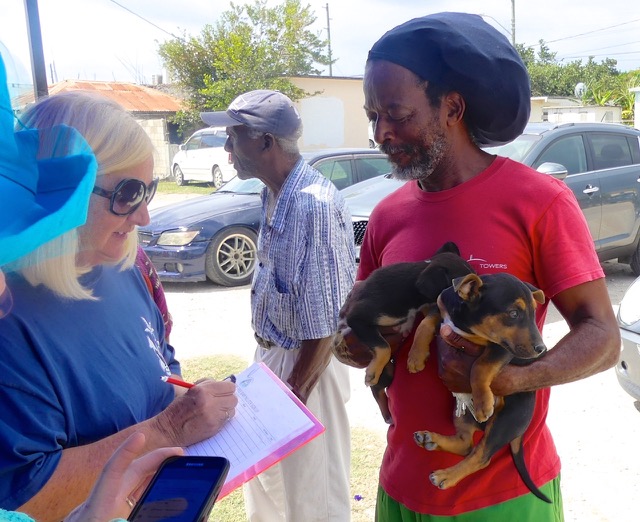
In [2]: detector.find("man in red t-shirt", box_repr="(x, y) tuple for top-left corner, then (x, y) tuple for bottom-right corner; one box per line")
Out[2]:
(344, 12), (620, 521)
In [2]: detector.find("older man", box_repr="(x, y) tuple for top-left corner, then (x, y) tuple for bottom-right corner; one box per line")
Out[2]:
(201, 90), (356, 521)
(341, 12), (619, 521)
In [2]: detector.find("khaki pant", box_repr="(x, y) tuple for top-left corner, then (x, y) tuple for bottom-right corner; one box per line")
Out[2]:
(243, 344), (352, 521)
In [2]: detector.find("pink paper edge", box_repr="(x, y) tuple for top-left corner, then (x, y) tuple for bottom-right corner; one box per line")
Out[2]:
(218, 362), (325, 499)
(218, 423), (325, 499)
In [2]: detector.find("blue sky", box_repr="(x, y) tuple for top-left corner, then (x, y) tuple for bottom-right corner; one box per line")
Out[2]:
(2, 0), (639, 86)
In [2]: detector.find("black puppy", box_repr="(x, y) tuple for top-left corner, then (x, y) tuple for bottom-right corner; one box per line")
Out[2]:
(413, 272), (551, 502)
(332, 242), (474, 423)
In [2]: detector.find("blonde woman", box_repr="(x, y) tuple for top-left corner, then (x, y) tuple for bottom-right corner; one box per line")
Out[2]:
(0, 92), (237, 521)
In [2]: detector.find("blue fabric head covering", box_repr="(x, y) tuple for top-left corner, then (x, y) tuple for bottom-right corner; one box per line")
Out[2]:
(368, 12), (531, 146)
(0, 51), (97, 266)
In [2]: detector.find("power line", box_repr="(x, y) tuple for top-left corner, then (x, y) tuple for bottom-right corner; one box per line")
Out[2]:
(544, 17), (640, 44)
(480, 14), (511, 39)
(107, 0), (185, 42)
(577, 41), (640, 54)
(560, 50), (640, 60)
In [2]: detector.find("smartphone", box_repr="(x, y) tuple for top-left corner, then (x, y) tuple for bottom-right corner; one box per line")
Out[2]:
(127, 455), (230, 522)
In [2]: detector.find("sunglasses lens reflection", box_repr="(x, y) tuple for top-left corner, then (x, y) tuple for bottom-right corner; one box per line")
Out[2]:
(105, 178), (158, 216)
(146, 179), (158, 204)
(113, 180), (145, 215)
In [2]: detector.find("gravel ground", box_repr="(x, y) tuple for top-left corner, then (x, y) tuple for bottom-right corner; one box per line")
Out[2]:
(153, 193), (640, 521)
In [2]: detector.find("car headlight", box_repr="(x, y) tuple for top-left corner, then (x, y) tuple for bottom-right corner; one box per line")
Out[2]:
(618, 277), (640, 326)
(156, 230), (200, 246)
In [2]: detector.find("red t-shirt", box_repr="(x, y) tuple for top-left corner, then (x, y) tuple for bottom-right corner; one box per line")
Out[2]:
(358, 156), (604, 515)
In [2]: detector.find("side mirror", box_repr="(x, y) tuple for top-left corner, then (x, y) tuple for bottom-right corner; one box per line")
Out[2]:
(537, 162), (568, 181)
(179, 144), (186, 151)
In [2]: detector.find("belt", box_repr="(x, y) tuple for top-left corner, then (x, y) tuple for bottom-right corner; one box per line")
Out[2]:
(254, 333), (277, 349)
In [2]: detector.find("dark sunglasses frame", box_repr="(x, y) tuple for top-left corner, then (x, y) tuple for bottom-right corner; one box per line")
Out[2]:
(92, 178), (158, 216)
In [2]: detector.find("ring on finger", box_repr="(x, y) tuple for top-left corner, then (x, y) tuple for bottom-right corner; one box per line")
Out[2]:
(125, 496), (136, 509)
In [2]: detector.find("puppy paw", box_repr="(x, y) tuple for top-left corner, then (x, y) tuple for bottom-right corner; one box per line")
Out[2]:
(406, 353), (427, 373)
(429, 470), (451, 490)
(414, 431), (438, 451)
(364, 371), (379, 387)
(473, 408), (492, 423)
(473, 397), (495, 423)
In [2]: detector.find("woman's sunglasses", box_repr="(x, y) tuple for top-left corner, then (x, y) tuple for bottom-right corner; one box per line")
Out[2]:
(92, 178), (158, 216)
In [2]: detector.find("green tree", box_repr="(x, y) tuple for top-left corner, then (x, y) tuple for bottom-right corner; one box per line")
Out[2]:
(515, 40), (639, 123)
(514, 43), (535, 68)
(607, 71), (640, 122)
(536, 40), (557, 65)
(158, 0), (330, 135)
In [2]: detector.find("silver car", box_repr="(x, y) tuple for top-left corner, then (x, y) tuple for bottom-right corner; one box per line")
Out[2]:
(616, 276), (640, 412)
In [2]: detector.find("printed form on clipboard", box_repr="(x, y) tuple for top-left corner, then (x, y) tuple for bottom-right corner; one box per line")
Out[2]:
(186, 362), (325, 499)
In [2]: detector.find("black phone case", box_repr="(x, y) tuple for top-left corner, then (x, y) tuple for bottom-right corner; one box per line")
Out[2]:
(127, 456), (230, 522)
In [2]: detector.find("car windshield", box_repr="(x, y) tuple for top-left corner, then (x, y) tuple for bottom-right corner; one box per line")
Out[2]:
(483, 134), (542, 162)
(200, 134), (227, 147)
(342, 174), (406, 216)
(215, 176), (264, 194)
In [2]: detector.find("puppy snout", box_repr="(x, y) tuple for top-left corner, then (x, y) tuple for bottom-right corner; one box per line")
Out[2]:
(508, 341), (546, 359)
(336, 317), (348, 333)
(534, 343), (546, 355)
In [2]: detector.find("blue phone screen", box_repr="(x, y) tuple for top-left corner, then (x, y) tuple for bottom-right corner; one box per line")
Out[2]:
(129, 459), (227, 521)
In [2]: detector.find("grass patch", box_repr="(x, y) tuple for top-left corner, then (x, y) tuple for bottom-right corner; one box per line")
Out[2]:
(181, 354), (248, 383)
(350, 426), (386, 521)
(157, 179), (216, 195)
(181, 355), (249, 522)
(180, 355), (385, 522)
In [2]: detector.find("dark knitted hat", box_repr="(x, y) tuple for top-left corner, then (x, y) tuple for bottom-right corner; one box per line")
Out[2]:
(368, 12), (531, 146)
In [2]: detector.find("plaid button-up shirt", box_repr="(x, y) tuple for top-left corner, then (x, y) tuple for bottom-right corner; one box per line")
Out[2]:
(251, 158), (356, 349)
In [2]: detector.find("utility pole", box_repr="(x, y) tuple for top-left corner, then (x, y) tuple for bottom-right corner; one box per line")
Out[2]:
(511, 0), (516, 46)
(23, 0), (48, 99)
(324, 3), (332, 76)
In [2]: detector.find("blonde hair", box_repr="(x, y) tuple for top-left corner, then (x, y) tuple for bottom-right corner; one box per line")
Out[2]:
(14, 91), (153, 299)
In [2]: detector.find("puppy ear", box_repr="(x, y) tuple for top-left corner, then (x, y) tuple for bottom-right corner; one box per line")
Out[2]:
(525, 282), (546, 304)
(416, 265), (452, 301)
(453, 273), (482, 302)
(435, 241), (460, 256)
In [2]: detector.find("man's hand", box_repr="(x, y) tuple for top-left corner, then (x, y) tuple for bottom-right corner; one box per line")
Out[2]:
(334, 325), (408, 369)
(436, 324), (483, 393)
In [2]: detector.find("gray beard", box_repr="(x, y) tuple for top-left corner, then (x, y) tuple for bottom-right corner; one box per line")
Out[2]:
(391, 162), (435, 182)
(383, 134), (446, 184)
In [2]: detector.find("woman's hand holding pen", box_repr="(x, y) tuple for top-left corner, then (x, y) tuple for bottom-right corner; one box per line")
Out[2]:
(150, 377), (238, 447)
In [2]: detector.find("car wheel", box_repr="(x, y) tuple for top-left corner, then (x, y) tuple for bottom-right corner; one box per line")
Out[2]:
(174, 165), (186, 186)
(205, 227), (258, 287)
(212, 166), (224, 189)
(630, 245), (640, 276)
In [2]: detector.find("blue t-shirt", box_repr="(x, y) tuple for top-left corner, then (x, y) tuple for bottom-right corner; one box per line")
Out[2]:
(0, 265), (179, 509)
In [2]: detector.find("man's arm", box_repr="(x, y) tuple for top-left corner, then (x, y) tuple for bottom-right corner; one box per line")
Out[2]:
(287, 190), (356, 404)
(288, 337), (334, 404)
(438, 279), (621, 396)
